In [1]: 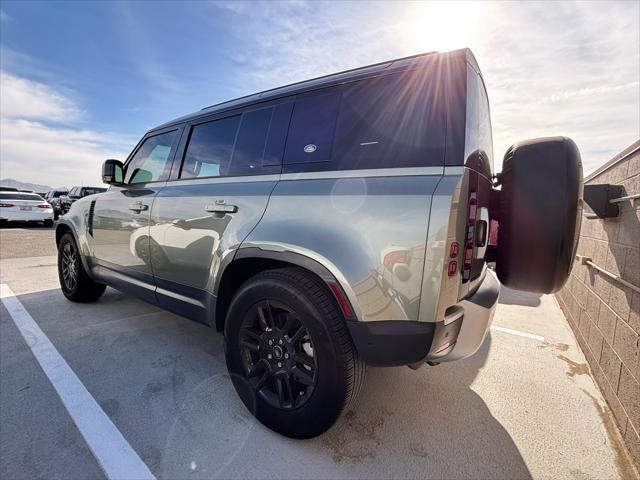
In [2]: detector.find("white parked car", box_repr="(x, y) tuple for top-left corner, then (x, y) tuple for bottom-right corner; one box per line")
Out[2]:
(0, 191), (54, 227)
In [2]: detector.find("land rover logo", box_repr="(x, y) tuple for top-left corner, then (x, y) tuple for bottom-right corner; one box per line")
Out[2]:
(304, 144), (317, 153)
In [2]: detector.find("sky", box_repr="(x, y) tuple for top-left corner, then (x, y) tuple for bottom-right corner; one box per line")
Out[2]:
(0, 0), (638, 188)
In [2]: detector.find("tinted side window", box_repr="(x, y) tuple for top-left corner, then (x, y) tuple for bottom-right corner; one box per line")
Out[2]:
(125, 130), (178, 184)
(181, 116), (240, 179)
(264, 102), (294, 166)
(283, 88), (341, 165)
(332, 72), (445, 170)
(82, 187), (106, 196)
(228, 108), (272, 176)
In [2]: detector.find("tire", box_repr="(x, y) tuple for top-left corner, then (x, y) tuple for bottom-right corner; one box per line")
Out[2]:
(224, 267), (365, 439)
(44, 219), (54, 227)
(496, 136), (583, 293)
(57, 232), (106, 302)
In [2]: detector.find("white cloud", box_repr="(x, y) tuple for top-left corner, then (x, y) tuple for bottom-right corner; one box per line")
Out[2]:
(0, 72), (133, 187)
(0, 71), (82, 123)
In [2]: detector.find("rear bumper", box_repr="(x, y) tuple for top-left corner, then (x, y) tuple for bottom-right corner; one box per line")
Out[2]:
(1, 210), (54, 222)
(427, 270), (500, 362)
(347, 270), (500, 367)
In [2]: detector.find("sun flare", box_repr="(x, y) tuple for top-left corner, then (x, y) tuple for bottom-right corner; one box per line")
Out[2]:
(404, 1), (482, 53)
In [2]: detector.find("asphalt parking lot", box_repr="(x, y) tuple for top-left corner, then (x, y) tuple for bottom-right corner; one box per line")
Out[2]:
(0, 226), (637, 479)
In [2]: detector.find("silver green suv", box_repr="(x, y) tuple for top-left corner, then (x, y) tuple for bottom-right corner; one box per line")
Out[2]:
(56, 49), (583, 438)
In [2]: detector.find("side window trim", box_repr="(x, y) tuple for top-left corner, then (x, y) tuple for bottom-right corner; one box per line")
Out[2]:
(171, 99), (294, 181)
(173, 111), (242, 180)
(122, 125), (183, 186)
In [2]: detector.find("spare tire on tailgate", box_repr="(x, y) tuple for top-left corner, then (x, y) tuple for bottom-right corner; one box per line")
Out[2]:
(495, 136), (583, 293)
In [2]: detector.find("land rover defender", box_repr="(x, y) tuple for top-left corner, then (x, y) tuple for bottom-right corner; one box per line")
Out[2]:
(56, 49), (583, 438)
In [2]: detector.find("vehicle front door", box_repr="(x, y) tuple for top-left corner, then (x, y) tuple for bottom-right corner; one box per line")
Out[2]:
(90, 126), (182, 302)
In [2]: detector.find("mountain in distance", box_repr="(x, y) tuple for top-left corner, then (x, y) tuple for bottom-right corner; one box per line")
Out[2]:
(0, 178), (59, 193)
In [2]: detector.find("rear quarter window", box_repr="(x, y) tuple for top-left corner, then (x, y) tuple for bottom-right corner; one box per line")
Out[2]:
(283, 88), (341, 165)
(333, 71), (446, 170)
(282, 69), (446, 172)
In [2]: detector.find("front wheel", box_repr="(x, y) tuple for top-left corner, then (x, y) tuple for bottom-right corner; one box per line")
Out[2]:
(224, 268), (365, 439)
(57, 232), (106, 302)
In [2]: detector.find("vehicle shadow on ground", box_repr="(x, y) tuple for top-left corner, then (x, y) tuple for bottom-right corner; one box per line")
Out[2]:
(309, 334), (532, 479)
(7, 287), (531, 480)
(499, 287), (542, 307)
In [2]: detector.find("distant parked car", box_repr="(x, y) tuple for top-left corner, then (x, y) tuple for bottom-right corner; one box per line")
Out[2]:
(0, 187), (19, 192)
(45, 189), (69, 220)
(60, 186), (106, 215)
(0, 191), (54, 227)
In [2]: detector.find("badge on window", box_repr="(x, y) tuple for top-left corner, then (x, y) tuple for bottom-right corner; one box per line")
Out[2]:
(304, 144), (317, 153)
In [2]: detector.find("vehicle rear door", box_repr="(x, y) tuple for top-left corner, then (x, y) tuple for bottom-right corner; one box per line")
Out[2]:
(90, 126), (182, 302)
(149, 101), (293, 322)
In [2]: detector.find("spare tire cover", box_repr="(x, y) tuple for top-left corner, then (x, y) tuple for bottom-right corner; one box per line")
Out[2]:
(496, 136), (583, 293)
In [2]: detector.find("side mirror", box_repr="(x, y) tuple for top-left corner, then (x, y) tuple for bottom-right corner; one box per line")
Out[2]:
(102, 159), (124, 185)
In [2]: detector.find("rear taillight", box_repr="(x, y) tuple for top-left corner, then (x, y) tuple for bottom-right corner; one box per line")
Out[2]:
(36, 204), (51, 209)
(0, 204), (14, 208)
(447, 260), (458, 276)
(489, 219), (499, 246)
(463, 191), (477, 281)
(448, 242), (459, 276)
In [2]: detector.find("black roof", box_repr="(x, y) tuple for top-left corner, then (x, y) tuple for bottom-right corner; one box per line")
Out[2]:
(153, 48), (479, 132)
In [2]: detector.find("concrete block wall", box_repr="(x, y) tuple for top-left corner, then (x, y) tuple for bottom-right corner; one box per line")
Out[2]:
(556, 139), (640, 469)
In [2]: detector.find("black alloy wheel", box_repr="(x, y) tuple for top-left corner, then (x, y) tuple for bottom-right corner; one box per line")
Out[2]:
(60, 241), (78, 292)
(57, 232), (106, 302)
(238, 300), (318, 410)
(224, 267), (366, 439)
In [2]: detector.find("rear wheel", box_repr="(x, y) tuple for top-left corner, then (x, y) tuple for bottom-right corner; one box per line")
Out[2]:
(57, 232), (106, 302)
(44, 219), (54, 227)
(224, 268), (365, 438)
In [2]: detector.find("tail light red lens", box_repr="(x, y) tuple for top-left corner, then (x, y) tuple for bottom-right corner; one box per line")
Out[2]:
(449, 242), (459, 258)
(0, 203), (14, 208)
(36, 204), (51, 209)
(468, 192), (477, 222)
(489, 220), (499, 246)
(447, 260), (458, 276)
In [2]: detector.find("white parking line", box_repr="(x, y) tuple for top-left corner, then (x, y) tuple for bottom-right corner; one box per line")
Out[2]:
(0, 284), (156, 480)
(490, 325), (545, 342)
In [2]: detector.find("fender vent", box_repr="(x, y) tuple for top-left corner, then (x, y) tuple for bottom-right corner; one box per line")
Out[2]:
(88, 200), (96, 236)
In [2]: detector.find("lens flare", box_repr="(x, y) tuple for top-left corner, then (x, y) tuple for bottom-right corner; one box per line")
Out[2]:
(403, 1), (482, 52)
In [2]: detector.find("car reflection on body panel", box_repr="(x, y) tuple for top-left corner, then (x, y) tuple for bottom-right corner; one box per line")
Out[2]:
(130, 215), (224, 271)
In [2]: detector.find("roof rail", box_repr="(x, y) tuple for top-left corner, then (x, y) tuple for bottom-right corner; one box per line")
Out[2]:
(199, 50), (440, 112)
